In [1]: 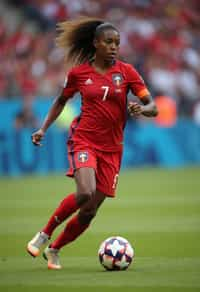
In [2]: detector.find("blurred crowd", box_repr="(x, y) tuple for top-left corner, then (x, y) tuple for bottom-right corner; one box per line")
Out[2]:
(1, 0), (200, 123)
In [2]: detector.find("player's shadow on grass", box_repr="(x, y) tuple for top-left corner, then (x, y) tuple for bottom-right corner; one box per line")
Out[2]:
(27, 265), (136, 274)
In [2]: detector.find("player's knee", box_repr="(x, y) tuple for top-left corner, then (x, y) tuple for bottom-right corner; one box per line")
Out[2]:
(77, 193), (91, 205)
(78, 208), (97, 225)
(76, 186), (96, 205)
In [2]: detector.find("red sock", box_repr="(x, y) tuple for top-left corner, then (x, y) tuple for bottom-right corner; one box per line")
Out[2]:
(50, 215), (89, 250)
(42, 193), (78, 237)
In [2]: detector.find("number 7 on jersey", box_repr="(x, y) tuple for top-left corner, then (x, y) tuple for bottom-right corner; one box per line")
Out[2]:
(101, 86), (109, 101)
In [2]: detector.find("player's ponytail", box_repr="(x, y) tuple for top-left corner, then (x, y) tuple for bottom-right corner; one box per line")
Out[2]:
(56, 17), (104, 67)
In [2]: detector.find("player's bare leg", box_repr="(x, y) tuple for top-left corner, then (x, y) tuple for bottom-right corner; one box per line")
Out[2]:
(74, 167), (97, 205)
(78, 190), (106, 225)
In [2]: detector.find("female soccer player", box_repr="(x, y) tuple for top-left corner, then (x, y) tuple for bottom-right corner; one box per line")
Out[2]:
(27, 17), (158, 269)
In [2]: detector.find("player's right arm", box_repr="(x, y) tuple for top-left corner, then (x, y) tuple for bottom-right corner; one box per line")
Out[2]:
(31, 95), (68, 146)
(32, 69), (77, 146)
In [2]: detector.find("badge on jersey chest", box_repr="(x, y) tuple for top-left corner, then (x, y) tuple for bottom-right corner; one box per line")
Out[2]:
(78, 152), (88, 163)
(112, 73), (123, 87)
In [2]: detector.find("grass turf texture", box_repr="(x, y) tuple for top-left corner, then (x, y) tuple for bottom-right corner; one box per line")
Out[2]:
(0, 167), (200, 292)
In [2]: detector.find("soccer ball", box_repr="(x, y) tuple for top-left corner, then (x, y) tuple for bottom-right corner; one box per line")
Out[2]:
(98, 236), (134, 271)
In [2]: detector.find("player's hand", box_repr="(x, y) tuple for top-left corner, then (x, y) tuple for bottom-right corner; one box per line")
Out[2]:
(128, 102), (143, 117)
(31, 129), (45, 146)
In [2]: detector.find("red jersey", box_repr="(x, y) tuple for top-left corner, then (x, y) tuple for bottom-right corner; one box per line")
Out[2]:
(62, 60), (150, 152)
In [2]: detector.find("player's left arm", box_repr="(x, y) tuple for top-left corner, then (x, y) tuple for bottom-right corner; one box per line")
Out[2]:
(127, 64), (158, 118)
(128, 95), (158, 118)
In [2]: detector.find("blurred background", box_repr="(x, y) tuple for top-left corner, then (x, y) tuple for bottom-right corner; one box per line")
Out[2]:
(0, 2), (200, 291)
(0, 0), (200, 175)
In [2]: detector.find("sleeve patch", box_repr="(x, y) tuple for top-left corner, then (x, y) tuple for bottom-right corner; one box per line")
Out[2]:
(137, 88), (150, 99)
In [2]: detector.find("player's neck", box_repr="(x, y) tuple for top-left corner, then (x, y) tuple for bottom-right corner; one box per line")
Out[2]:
(92, 58), (115, 74)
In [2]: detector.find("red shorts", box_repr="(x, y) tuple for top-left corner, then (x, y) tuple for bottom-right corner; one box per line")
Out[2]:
(67, 145), (122, 197)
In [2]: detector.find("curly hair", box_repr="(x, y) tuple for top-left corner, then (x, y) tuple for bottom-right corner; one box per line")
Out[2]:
(56, 17), (118, 67)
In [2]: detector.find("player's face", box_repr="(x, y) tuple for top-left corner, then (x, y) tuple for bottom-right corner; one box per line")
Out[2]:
(94, 29), (120, 62)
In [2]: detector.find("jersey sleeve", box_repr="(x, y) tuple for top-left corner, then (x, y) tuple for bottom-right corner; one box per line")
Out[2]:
(61, 69), (77, 99)
(126, 64), (150, 99)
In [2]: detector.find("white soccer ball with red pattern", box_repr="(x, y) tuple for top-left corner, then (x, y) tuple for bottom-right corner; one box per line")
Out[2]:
(98, 236), (134, 271)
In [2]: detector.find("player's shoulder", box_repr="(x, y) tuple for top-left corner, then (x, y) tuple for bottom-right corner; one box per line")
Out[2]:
(70, 62), (90, 74)
(115, 60), (137, 74)
(116, 60), (137, 79)
(117, 60), (136, 69)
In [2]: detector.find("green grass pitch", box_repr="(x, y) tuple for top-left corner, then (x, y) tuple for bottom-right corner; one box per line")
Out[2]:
(0, 167), (200, 292)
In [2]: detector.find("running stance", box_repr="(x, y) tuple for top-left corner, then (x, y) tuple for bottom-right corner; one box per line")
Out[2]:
(27, 17), (158, 270)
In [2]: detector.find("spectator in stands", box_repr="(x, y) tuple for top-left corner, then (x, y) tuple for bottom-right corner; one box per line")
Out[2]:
(1, 0), (200, 121)
(154, 92), (177, 127)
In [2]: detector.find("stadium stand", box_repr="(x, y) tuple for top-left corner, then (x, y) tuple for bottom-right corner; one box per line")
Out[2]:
(1, 0), (200, 121)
